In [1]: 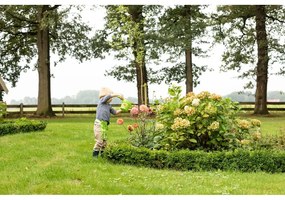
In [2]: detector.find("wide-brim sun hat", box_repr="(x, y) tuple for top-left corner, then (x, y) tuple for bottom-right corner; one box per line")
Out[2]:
(99, 87), (113, 99)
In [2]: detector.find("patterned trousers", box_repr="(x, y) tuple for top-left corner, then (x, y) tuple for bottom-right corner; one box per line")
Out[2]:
(93, 119), (108, 151)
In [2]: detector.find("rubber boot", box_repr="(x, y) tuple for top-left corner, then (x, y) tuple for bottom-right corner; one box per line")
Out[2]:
(93, 150), (99, 157)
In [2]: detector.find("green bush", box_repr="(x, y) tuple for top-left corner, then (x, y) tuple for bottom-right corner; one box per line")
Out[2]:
(0, 102), (7, 119)
(153, 84), (261, 151)
(105, 143), (285, 173)
(0, 117), (47, 136)
(252, 131), (285, 150)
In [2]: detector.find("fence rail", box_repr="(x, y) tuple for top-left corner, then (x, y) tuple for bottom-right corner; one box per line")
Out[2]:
(6, 103), (122, 117)
(5, 102), (285, 117)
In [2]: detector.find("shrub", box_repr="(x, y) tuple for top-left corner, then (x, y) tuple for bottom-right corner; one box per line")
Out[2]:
(154, 84), (261, 151)
(104, 143), (285, 173)
(252, 130), (285, 150)
(0, 117), (47, 136)
(0, 102), (7, 119)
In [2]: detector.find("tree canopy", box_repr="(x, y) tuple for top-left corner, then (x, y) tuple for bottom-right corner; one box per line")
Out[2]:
(0, 5), (94, 116)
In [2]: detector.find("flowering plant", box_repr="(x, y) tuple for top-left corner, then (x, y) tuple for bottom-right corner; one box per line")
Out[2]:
(117, 104), (161, 148)
(155, 85), (261, 151)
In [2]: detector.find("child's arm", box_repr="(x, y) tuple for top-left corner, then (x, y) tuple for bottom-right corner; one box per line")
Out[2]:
(111, 93), (124, 100)
(113, 93), (123, 114)
(115, 109), (122, 115)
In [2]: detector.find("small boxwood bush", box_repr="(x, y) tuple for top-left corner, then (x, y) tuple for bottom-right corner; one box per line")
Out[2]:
(104, 143), (285, 173)
(0, 117), (47, 136)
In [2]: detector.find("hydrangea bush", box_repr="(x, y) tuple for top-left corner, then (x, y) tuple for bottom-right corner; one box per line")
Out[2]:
(154, 85), (262, 151)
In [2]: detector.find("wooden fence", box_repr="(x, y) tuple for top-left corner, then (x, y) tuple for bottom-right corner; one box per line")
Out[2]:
(5, 102), (285, 117)
(6, 103), (122, 117)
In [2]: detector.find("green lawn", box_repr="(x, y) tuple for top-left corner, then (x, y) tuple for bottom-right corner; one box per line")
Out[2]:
(0, 113), (285, 194)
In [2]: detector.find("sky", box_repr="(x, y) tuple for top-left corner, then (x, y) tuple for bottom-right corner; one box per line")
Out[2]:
(2, 2), (285, 104)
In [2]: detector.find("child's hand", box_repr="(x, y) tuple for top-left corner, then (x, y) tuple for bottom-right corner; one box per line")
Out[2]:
(116, 110), (122, 115)
(118, 94), (124, 100)
(113, 93), (124, 100)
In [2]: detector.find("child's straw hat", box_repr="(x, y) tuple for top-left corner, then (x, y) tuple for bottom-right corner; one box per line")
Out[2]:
(99, 87), (113, 99)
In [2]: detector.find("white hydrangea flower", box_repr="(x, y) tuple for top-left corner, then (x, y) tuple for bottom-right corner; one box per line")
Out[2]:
(192, 98), (200, 107)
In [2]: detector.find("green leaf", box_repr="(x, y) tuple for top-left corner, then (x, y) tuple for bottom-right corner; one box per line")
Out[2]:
(189, 138), (197, 143)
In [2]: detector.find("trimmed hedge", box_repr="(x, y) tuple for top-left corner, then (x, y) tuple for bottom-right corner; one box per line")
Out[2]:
(0, 118), (47, 136)
(104, 143), (285, 173)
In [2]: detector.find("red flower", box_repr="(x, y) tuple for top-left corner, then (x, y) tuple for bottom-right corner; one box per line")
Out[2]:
(133, 123), (139, 129)
(127, 125), (134, 132)
(117, 118), (124, 125)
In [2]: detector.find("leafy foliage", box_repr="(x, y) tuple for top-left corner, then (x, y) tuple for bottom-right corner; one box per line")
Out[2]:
(117, 104), (161, 149)
(152, 5), (211, 86)
(212, 5), (285, 88)
(0, 5), (93, 86)
(0, 102), (7, 119)
(154, 85), (262, 151)
(94, 5), (163, 81)
(105, 143), (285, 173)
(0, 117), (47, 136)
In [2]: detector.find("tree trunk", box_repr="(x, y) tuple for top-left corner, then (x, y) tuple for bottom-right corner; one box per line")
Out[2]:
(36, 5), (55, 117)
(135, 60), (149, 106)
(254, 5), (269, 115)
(128, 5), (149, 106)
(185, 48), (193, 93)
(184, 5), (193, 94)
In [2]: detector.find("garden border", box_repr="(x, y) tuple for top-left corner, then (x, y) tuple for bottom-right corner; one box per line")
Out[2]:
(104, 143), (285, 173)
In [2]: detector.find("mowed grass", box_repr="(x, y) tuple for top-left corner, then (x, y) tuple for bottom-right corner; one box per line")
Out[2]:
(0, 113), (285, 194)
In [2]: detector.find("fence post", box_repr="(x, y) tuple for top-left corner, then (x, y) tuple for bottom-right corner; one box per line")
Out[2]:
(20, 103), (23, 117)
(62, 102), (65, 117)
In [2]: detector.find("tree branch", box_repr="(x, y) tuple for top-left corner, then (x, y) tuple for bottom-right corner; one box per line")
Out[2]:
(266, 14), (285, 23)
(6, 10), (38, 25)
(47, 5), (61, 11)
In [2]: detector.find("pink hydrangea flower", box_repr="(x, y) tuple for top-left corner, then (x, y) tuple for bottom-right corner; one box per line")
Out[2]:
(139, 104), (149, 113)
(130, 106), (139, 116)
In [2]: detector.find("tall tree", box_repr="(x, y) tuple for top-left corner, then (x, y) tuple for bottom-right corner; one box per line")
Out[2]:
(128, 5), (148, 105)
(255, 5), (269, 114)
(212, 5), (285, 114)
(154, 5), (210, 94)
(0, 5), (92, 116)
(37, 5), (54, 116)
(92, 5), (163, 105)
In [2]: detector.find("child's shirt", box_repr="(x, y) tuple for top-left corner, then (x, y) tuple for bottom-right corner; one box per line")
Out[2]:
(95, 95), (116, 124)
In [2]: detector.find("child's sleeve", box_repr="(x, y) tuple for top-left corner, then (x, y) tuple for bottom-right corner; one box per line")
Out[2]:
(110, 107), (117, 115)
(101, 95), (112, 103)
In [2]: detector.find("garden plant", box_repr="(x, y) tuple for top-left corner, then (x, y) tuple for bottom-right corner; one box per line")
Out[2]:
(108, 85), (285, 173)
(117, 85), (262, 151)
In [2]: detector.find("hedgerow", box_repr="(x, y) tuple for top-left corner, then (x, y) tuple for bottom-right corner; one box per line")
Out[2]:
(104, 142), (285, 173)
(0, 117), (47, 136)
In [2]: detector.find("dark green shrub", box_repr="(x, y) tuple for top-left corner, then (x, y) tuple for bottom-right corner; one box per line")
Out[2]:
(0, 102), (7, 119)
(105, 143), (285, 173)
(0, 117), (47, 136)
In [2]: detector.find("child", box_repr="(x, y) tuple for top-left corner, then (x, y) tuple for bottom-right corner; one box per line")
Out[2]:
(93, 87), (124, 157)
